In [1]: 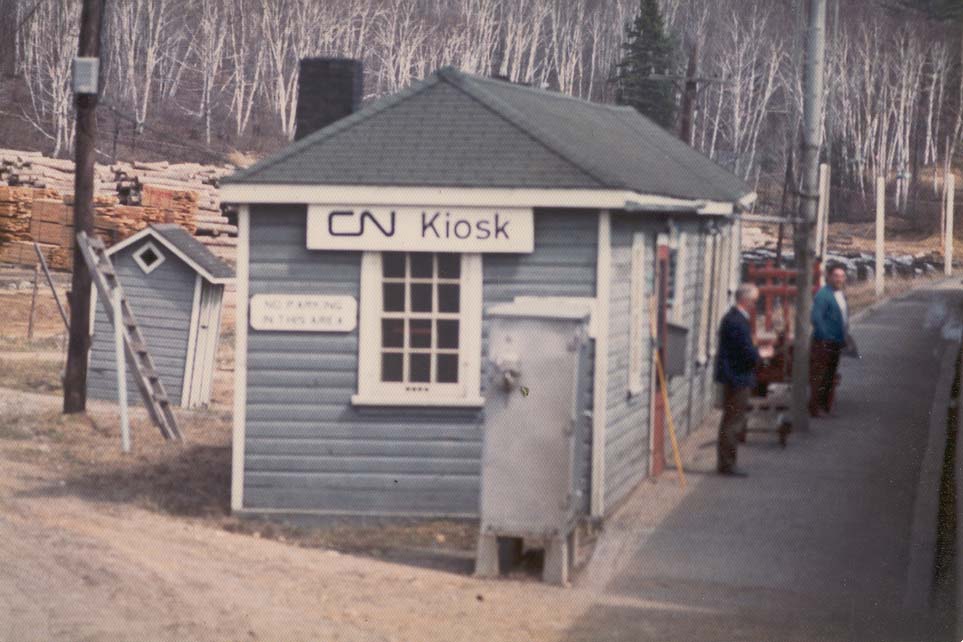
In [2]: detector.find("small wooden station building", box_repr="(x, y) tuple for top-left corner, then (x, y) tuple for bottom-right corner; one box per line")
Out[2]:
(87, 224), (234, 408)
(221, 63), (754, 521)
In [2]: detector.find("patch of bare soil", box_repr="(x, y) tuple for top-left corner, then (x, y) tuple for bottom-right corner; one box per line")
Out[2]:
(0, 388), (593, 642)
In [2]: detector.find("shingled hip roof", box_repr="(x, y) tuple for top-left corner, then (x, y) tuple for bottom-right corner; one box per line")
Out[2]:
(223, 67), (752, 205)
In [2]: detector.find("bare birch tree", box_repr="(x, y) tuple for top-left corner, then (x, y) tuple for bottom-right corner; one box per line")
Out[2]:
(17, 0), (81, 156)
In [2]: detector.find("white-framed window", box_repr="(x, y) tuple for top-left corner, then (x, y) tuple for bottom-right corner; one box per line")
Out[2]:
(709, 229), (729, 356)
(132, 241), (165, 274)
(628, 231), (647, 395)
(666, 229), (687, 323)
(353, 251), (483, 407)
(697, 231), (715, 365)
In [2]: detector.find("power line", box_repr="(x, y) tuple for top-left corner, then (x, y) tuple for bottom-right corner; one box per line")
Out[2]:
(98, 98), (227, 163)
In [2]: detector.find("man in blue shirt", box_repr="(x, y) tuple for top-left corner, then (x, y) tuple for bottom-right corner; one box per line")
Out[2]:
(715, 283), (773, 476)
(809, 264), (848, 417)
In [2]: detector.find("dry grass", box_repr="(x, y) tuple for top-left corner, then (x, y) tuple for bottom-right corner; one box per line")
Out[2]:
(0, 356), (62, 392)
(0, 387), (477, 566)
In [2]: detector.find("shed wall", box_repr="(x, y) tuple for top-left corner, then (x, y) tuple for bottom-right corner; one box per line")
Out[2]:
(88, 241), (197, 406)
(603, 216), (735, 511)
(603, 216), (655, 509)
(243, 205), (597, 516)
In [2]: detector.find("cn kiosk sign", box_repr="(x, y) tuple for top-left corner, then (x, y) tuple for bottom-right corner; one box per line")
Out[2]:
(307, 205), (534, 253)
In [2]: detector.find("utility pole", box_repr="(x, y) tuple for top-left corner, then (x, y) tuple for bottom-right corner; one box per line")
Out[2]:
(790, 0), (827, 434)
(63, 0), (106, 414)
(679, 39), (700, 145)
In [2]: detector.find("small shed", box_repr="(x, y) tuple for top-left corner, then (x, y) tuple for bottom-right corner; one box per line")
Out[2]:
(87, 224), (234, 408)
(221, 63), (754, 521)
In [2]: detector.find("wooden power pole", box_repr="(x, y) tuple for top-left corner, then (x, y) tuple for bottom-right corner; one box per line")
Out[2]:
(790, 0), (827, 434)
(63, 0), (107, 414)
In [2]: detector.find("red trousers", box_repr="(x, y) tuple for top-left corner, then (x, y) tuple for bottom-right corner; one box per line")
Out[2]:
(809, 339), (842, 415)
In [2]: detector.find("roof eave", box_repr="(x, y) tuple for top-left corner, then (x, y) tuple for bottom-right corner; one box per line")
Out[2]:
(106, 227), (234, 284)
(221, 182), (745, 214)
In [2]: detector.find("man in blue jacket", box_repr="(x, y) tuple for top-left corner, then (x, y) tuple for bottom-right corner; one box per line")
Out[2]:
(809, 264), (848, 417)
(715, 283), (772, 476)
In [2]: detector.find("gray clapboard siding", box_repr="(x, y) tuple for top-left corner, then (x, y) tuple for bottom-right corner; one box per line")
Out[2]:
(244, 205), (597, 517)
(88, 242), (196, 406)
(603, 216), (656, 510)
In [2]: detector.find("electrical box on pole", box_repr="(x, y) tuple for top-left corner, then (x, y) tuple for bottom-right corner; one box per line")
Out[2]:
(72, 57), (99, 95)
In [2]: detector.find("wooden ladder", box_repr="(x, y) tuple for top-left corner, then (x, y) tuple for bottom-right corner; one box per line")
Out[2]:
(77, 231), (183, 441)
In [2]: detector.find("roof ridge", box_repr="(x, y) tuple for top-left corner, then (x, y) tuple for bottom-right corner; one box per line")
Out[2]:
(224, 74), (444, 184)
(437, 68), (618, 190)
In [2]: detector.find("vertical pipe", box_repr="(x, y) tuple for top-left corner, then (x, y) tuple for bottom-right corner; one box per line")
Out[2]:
(816, 163), (830, 261)
(114, 289), (130, 453)
(27, 264), (40, 340)
(821, 164), (831, 264)
(947, 175), (956, 276)
(876, 176), (886, 297)
(790, 0), (827, 434)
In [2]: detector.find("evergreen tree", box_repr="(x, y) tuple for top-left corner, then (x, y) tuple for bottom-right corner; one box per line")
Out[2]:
(615, 0), (677, 130)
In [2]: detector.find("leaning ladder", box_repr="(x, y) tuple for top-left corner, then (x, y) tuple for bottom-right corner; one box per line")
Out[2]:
(77, 231), (183, 441)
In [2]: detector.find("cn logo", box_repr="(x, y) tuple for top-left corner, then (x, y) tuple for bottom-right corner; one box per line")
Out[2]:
(328, 210), (396, 237)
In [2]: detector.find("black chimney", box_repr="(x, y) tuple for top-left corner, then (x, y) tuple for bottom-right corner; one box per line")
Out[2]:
(294, 58), (363, 141)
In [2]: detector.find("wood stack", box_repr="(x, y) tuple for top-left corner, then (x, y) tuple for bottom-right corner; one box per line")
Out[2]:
(110, 159), (237, 253)
(0, 186), (69, 267)
(0, 148), (241, 269)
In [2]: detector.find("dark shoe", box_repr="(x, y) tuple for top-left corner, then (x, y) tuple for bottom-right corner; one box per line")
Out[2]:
(718, 468), (749, 478)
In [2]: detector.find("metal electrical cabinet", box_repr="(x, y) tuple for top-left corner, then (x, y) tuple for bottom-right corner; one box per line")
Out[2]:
(475, 300), (591, 585)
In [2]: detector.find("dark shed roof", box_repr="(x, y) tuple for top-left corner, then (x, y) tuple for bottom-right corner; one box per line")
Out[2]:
(224, 68), (751, 203)
(149, 224), (234, 282)
(108, 224), (234, 283)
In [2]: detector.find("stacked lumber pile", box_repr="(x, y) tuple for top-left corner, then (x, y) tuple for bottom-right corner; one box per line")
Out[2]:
(0, 186), (72, 268)
(0, 149), (241, 269)
(110, 160), (238, 252)
(0, 150), (88, 194)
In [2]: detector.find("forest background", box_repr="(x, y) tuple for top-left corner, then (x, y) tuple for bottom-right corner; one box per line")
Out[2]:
(1, 0), (961, 223)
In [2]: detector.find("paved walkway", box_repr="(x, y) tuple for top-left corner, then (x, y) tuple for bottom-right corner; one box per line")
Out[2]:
(567, 283), (963, 642)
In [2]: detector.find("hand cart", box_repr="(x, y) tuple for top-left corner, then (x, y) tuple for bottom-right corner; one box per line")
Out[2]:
(737, 260), (822, 447)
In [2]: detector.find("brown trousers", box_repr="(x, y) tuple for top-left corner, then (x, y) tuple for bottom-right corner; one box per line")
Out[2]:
(718, 385), (750, 472)
(809, 339), (842, 415)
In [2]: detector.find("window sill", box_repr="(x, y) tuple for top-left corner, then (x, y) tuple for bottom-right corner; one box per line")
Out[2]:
(351, 394), (486, 408)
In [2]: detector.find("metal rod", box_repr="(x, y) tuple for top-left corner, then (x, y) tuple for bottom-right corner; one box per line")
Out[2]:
(113, 287), (130, 453)
(33, 242), (69, 330)
(739, 213), (796, 225)
(27, 263), (39, 340)
(946, 174), (956, 276)
(877, 177), (886, 296)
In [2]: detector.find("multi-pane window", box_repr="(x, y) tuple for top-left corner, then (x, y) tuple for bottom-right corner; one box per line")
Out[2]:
(380, 252), (461, 386)
(355, 251), (483, 406)
(698, 232), (717, 364)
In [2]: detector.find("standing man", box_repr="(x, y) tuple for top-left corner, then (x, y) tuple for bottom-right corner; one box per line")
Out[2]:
(809, 264), (848, 417)
(715, 283), (773, 476)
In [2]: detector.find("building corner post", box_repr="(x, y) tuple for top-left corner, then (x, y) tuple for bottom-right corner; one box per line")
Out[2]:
(591, 210), (611, 518)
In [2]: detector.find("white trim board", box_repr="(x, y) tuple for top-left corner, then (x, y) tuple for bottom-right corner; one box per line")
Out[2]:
(180, 274), (203, 407)
(591, 209), (611, 518)
(231, 206), (250, 512)
(221, 184), (749, 216)
(107, 227), (233, 285)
